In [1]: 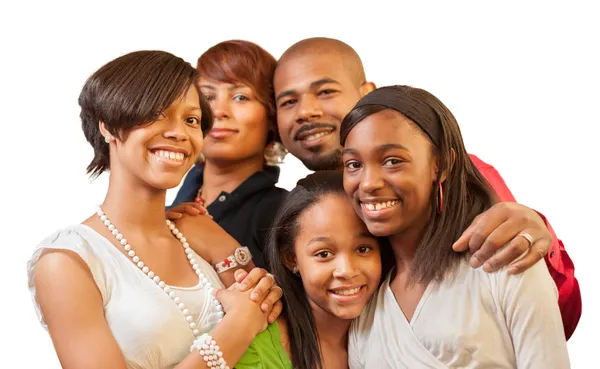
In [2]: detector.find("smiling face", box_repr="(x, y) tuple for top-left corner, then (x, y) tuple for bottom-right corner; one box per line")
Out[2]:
(105, 86), (204, 190)
(342, 109), (438, 238)
(274, 52), (365, 171)
(199, 77), (270, 163)
(292, 193), (382, 320)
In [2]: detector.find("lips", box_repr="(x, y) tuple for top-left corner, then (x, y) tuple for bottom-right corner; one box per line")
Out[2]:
(328, 285), (367, 303)
(209, 128), (238, 139)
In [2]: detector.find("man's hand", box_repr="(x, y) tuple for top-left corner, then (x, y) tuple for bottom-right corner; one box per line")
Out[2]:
(453, 202), (552, 274)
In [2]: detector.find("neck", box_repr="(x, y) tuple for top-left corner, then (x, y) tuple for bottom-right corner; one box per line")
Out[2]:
(310, 301), (351, 354)
(388, 222), (428, 274)
(201, 156), (264, 205)
(100, 170), (169, 236)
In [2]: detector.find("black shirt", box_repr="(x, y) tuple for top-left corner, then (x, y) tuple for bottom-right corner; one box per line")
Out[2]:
(170, 164), (288, 269)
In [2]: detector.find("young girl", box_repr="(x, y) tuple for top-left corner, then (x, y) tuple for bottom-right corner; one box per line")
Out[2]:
(170, 40), (287, 269)
(27, 50), (281, 369)
(341, 85), (569, 368)
(234, 170), (392, 369)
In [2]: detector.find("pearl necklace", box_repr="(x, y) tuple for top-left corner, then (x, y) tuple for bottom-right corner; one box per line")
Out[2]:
(96, 207), (224, 337)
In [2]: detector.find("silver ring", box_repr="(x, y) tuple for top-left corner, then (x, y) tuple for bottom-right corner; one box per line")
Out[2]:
(517, 232), (534, 247)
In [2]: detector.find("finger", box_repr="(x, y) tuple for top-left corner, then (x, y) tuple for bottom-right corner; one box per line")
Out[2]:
(184, 205), (201, 216)
(507, 238), (550, 275)
(260, 285), (283, 312)
(214, 288), (227, 302)
(234, 269), (249, 284)
(452, 214), (482, 252)
(470, 218), (519, 269)
(249, 274), (276, 302)
(460, 204), (513, 256)
(239, 268), (267, 291)
(482, 228), (532, 272)
(165, 211), (183, 220)
(268, 300), (283, 324)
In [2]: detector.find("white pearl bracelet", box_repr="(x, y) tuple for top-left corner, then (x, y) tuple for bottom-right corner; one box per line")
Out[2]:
(191, 334), (229, 369)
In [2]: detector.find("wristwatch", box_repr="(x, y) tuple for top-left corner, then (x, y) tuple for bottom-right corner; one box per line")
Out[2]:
(214, 246), (253, 273)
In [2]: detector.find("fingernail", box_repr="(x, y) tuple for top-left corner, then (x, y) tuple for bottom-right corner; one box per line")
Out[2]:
(470, 257), (481, 268)
(483, 263), (493, 273)
(240, 283), (248, 291)
(251, 292), (258, 301)
(261, 303), (269, 311)
(508, 267), (517, 274)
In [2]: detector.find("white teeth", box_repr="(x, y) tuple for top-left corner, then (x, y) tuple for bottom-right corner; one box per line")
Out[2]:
(332, 287), (361, 296)
(363, 200), (398, 211)
(154, 150), (185, 162)
(304, 131), (329, 141)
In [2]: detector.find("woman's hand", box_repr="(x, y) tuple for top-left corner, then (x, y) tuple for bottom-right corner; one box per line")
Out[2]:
(233, 268), (283, 324)
(166, 202), (211, 220)
(215, 284), (270, 335)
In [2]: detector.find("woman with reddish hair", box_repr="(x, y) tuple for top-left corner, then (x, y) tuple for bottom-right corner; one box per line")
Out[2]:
(170, 40), (288, 269)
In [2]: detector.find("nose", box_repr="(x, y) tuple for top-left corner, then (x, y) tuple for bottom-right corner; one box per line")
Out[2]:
(211, 96), (231, 121)
(332, 254), (360, 280)
(359, 164), (385, 194)
(296, 94), (323, 123)
(163, 118), (189, 142)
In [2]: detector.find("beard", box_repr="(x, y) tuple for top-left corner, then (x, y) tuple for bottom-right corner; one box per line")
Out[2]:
(300, 147), (343, 171)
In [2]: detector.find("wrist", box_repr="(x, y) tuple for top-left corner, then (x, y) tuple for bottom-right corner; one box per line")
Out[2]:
(213, 246), (253, 274)
(218, 310), (263, 341)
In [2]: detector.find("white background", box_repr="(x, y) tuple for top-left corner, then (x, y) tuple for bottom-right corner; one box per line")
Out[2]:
(1, 1), (598, 367)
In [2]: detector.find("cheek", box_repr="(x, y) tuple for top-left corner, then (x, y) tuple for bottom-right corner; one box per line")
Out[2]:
(343, 172), (360, 197)
(298, 261), (331, 295)
(237, 107), (269, 137)
(190, 132), (204, 155)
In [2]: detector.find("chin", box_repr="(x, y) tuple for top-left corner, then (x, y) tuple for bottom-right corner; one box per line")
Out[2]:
(332, 306), (365, 321)
(364, 221), (397, 238)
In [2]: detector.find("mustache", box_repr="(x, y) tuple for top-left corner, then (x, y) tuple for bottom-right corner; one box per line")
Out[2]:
(294, 123), (337, 140)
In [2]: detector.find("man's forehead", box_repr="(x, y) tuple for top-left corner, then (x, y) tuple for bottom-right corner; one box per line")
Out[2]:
(274, 54), (350, 92)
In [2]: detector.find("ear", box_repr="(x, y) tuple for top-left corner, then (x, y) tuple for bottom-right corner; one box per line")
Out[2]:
(98, 121), (112, 141)
(359, 81), (376, 97)
(282, 249), (297, 273)
(434, 148), (456, 183)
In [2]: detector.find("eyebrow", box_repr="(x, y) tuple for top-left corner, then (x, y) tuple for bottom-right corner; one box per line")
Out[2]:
(199, 84), (248, 91)
(275, 77), (341, 104)
(307, 236), (331, 246)
(343, 143), (409, 155)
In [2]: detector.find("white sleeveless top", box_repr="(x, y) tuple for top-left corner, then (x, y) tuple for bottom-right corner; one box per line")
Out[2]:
(27, 224), (225, 369)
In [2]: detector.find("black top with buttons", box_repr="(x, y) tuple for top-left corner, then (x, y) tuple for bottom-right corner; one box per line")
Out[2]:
(170, 164), (288, 269)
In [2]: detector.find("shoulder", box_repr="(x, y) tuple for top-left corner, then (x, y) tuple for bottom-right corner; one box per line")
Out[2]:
(473, 256), (558, 304)
(253, 186), (288, 220)
(28, 225), (101, 282)
(28, 225), (110, 327)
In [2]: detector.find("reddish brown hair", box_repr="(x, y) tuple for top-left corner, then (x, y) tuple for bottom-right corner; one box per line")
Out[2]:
(197, 40), (278, 141)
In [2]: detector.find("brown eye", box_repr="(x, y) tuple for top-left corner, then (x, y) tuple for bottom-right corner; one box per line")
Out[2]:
(186, 117), (200, 125)
(357, 245), (372, 254)
(315, 250), (333, 259)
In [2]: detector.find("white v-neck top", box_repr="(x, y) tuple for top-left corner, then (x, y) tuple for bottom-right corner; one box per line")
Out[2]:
(349, 258), (569, 368)
(27, 224), (225, 369)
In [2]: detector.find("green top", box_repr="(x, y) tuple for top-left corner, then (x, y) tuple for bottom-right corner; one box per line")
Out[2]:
(235, 321), (293, 369)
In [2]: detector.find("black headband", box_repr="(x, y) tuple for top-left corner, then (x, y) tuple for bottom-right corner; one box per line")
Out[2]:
(354, 85), (442, 147)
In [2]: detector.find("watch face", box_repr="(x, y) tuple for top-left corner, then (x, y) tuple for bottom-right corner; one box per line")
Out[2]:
(234, 246), (252, 265)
